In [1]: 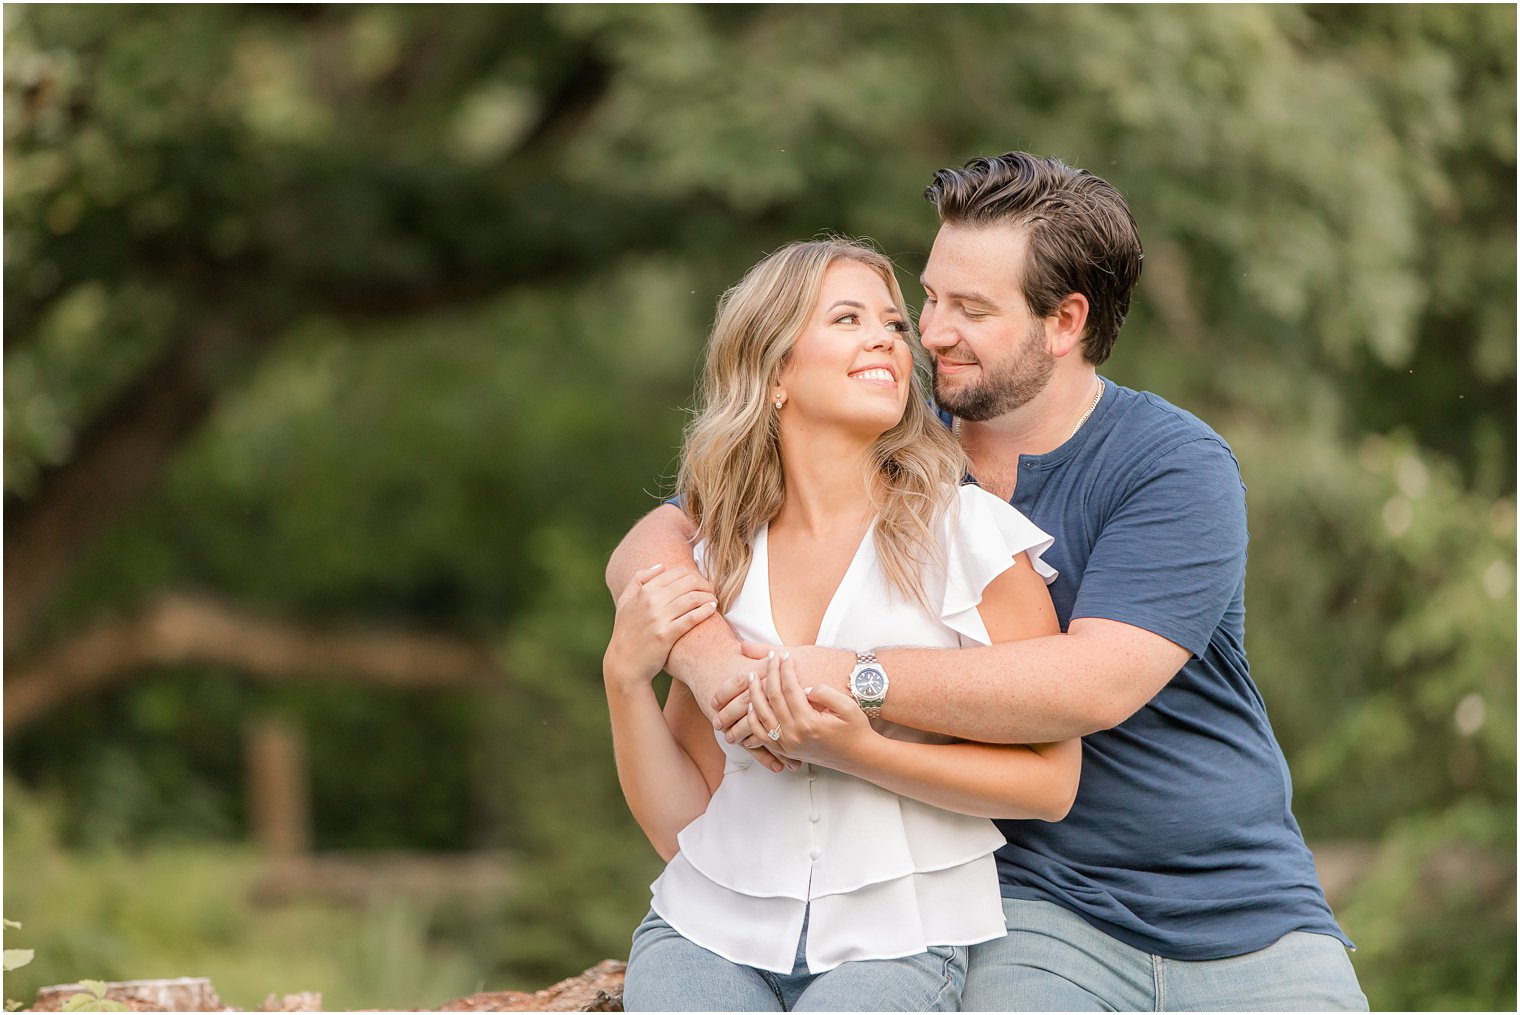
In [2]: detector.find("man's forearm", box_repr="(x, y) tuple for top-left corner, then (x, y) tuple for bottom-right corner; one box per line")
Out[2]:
(876, 638), (1110, 743)
(721, 641), (1090, 752)
(606, 504), (698, 595)
(664, 612), (744, 708)
(875, 620), (1185, 742)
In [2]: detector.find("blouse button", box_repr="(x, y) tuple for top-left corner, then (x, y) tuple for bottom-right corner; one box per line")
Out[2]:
(809, 847), (822, 860)
(809, 811), (820, 823)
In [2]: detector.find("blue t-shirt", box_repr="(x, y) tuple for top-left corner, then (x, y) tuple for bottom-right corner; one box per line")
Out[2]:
(942, 381), (1349, 960)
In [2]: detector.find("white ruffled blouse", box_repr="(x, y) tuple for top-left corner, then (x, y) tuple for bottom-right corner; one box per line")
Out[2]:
(650, 484), (1057, 974)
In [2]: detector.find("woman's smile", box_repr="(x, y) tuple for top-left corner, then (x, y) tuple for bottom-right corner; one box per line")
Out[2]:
(848, 365), (899, 388)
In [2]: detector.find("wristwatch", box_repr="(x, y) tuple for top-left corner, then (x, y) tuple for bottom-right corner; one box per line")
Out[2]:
(848, 650), (889, 718)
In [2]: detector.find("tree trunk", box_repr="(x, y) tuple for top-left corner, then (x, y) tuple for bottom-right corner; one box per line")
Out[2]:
(4, 315), (270, 654)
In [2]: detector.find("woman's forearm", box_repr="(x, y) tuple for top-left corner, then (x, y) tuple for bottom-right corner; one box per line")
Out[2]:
(830, 735), (1081, 821)
(605, 678), (713, 859)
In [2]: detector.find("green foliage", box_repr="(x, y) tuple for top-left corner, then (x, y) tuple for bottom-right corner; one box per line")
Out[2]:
(3, 3), (1514, 1009)
(1336, 801), (1516, 1011)
(487, 519), (667, 983)
(1236, 427), (1516, 832)
(3, 918), (36, 976)
(59, 982), (127, 1013)
(1225, 419), (1516, 1010)
(4, 919), (34, 1012)
(1, 782), (491, 1010)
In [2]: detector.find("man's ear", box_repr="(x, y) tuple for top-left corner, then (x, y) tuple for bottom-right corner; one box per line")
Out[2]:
(1046, 293), (1090, 360)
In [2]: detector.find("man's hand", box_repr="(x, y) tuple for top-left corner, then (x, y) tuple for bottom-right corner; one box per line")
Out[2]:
(712, 642), (854, 751)
(745, 652), (875, 770)
(703, 644), (797, 772)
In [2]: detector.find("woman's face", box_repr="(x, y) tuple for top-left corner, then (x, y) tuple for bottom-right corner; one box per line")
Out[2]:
(776, 259), (914, 439)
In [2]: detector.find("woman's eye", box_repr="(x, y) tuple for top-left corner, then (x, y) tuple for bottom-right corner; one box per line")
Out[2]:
(835, 313), (859, 325)
(887, 320), (910, 333)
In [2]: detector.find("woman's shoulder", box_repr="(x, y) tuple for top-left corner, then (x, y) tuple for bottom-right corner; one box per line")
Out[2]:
(944, 481), (1042, 531)
(939, 482), (1057, 582)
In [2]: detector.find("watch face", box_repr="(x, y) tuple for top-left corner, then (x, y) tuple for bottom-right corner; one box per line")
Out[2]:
(853, 667), (886, 698)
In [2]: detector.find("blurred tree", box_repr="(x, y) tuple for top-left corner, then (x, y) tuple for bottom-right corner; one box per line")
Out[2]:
(4, 4), (1513, 1009)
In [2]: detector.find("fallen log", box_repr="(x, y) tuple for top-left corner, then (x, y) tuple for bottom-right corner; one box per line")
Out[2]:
(435, 960), (625, 1012)
(28, 962), (626, 1013)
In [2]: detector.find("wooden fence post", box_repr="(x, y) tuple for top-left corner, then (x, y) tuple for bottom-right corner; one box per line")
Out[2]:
(246, 717), (310, 858)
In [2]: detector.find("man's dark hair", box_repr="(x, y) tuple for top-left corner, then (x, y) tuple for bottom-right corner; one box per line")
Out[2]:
(924, 152), (1142, 366)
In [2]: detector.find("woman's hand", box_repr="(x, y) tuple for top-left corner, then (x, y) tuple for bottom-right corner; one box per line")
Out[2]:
(604, 564), (718, 691)
(745, 651), (875, 769)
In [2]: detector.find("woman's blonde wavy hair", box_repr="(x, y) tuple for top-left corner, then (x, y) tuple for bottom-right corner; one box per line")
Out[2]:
(678, 237), (967, 613)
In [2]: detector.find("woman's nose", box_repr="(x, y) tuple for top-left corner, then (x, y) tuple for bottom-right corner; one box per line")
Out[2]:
(864, 323), (897, 349)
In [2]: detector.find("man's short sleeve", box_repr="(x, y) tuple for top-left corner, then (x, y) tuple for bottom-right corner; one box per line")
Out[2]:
(1070, 438), (1247, 657)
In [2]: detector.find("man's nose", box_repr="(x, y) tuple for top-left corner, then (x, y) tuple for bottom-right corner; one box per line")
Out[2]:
(919, 313), (952, 350)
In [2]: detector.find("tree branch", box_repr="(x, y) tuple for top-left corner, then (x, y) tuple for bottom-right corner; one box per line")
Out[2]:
(3, 592), (502, 732)
(513, 46), (614, 160)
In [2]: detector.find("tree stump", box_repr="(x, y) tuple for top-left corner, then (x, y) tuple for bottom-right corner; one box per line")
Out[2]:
(32, 977), (227, 1012)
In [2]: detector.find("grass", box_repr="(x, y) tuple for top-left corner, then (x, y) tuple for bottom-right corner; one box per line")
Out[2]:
(3, 783), (498, 1011)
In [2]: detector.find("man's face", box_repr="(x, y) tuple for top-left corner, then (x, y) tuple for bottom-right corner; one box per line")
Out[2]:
(918, 222), (1054, 421)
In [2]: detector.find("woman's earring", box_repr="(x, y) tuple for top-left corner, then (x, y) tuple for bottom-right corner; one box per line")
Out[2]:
(774, 398), (784, 410)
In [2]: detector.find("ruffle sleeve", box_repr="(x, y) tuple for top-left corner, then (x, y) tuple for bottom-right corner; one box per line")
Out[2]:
(939, 484), (1058, 646)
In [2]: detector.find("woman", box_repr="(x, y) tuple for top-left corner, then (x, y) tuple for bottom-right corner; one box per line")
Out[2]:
(604, 238), (1079, 1011)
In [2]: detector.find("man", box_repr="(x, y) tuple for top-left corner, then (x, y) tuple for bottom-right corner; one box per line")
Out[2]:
(606, 152), (1367, 1010)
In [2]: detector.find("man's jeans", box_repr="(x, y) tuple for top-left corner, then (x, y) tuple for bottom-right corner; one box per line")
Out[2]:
(623, 908), (967, 1011)
(962, 899), (1369, 1012)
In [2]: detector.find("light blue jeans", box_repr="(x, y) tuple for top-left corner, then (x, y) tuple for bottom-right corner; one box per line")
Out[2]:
(623, 908), (967, 1012)
(962, 899), (1369, 1011)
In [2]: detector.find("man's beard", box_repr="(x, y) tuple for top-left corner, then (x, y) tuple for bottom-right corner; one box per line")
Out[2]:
(932, 320), (1055, 422)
